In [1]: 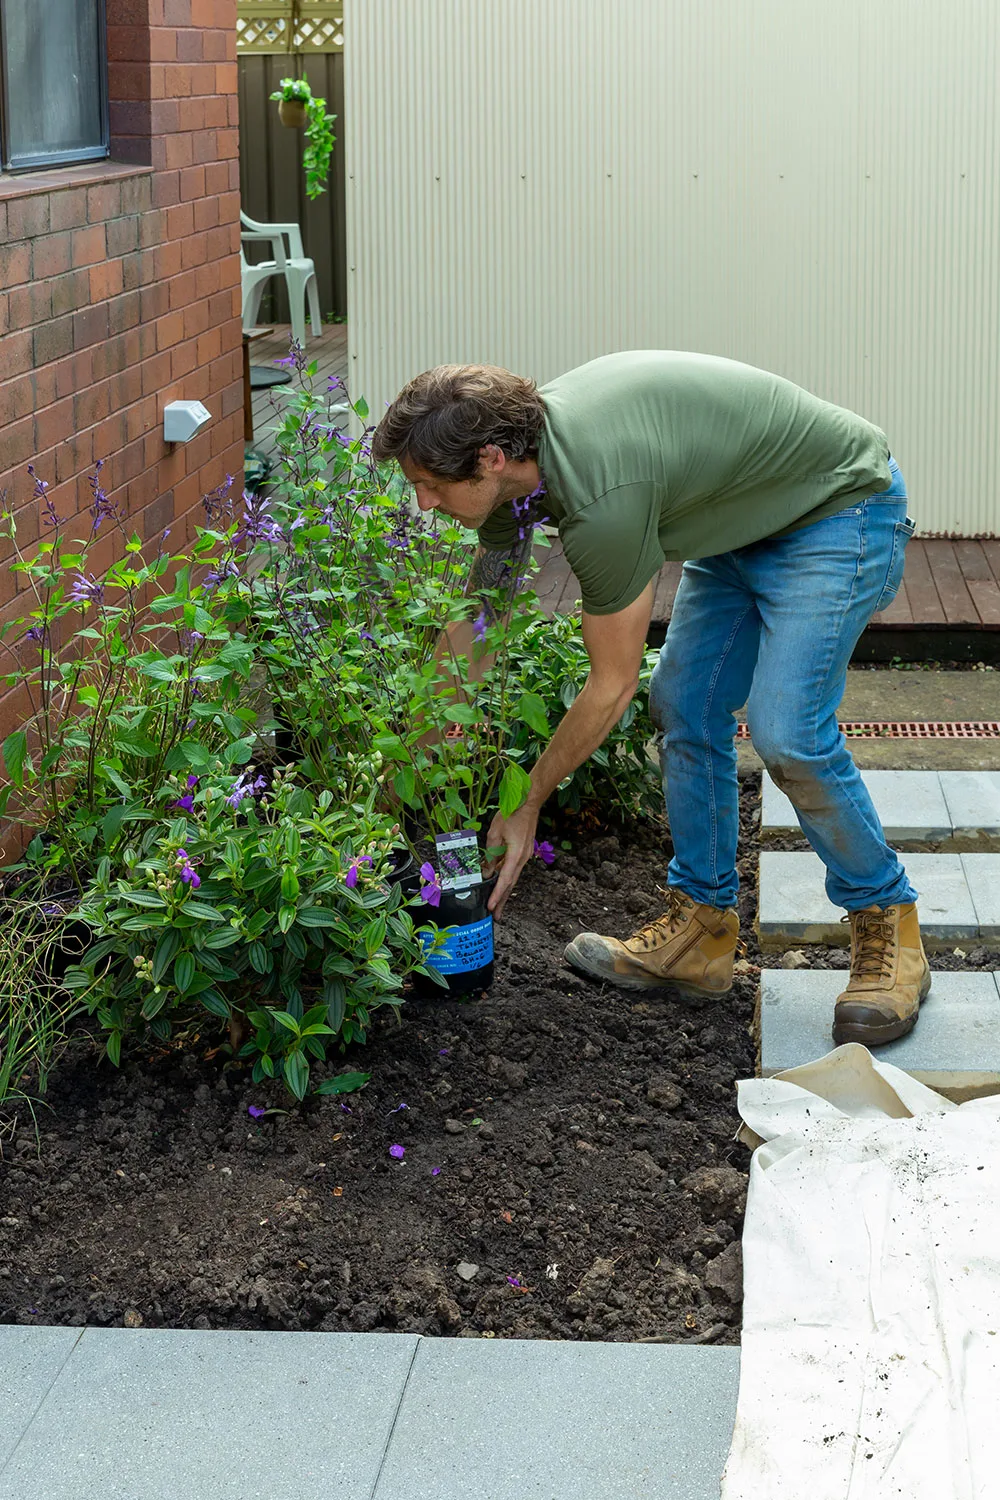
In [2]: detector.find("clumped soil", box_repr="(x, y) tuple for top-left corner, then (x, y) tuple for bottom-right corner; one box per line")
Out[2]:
(4, 776), (993, 1343)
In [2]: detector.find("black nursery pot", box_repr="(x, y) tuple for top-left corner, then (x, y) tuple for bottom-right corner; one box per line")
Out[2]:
(387, 853), (497, 996)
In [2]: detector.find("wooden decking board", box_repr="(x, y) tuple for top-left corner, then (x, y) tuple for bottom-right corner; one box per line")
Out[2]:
(533, 537), (1000, 630)
(248, 322), (349, 455)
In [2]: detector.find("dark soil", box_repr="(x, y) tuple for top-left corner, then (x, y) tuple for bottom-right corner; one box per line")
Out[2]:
(4, 776), (994, 1344)
(0, 795), (764, 1345)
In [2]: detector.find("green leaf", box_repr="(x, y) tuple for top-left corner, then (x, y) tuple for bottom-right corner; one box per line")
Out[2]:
(498, 761), (533, 819)
(177, 900), (224, 922)
(315, 1070), (371, 1097)
(173, 951), (195, 994)
(141, 990), (168, 1020)
(296, 906), (337, 928)
(152, 928), (181, 982)
(517, 691), (550, 737)
(283, 1049), (309, 1101)
(223, 739), (254, 766)
(202, 926), (242, 950)
(393, 765), (416, 805)
(323, 979), (346, 1031)
(200, 988), (231, 1019)
(248, 941), (272, 974)
(2, 730), (27, 788)
(277, 904), (297, 934)
(120, 890), (166, 908)
(272, 1010), (301, 1034)
(106, 1032), (123, 1067)
(280, 865), (300, 902)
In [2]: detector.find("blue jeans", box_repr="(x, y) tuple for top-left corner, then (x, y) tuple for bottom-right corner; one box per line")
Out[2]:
(649, 461), (918, 911)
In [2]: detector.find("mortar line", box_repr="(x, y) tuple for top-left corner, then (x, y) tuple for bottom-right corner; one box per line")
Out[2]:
(0, 1327), (87, 1480)
(368, 1334), (423, 1500)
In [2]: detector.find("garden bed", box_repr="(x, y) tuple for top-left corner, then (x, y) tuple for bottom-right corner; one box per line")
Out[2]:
(0, 792), (763, 1344)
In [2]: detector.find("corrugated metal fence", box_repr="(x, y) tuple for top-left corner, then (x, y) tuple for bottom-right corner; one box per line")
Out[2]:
(237, 51), (347, 322)
(347, 0), (1000, 537)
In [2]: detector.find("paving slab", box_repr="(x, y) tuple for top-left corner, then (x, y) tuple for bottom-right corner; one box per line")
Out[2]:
(0, 1328), (419, 1500)
(756, 851), (981, 948)
(760, 969), (1000, 1101)
(373, 1338), (740, 1500)
(941, 772), (1000, 842)
(0, 1327), (81, 1471)
(761, 769), (952, 844)
(962, 853), (1000, 940)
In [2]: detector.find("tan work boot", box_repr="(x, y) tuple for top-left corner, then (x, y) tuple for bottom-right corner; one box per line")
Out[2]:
(564, 887), (740, 996)
(832, 902), (931, 1046)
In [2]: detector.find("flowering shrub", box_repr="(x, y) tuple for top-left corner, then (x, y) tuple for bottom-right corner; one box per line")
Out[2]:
(64, 764), (432, 1099)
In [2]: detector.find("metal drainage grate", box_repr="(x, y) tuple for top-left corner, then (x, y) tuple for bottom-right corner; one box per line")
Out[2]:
(736, 720), (1000, 740)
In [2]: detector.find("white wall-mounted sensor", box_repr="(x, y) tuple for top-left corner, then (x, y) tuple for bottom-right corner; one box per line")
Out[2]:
(164, 399), (212, 444)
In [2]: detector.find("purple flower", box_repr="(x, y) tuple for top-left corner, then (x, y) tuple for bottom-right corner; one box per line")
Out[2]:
(418, 862), (442, 907)
(389, 1144), (405, 1160)
(227, 771), (267, 809)
(248, 1105), (266, 1119)
(533, 839), (556, 866)
(431, 1167), (441, 1176)
(235, 490), (283, 548)
(202, 474), (234, 524)
(507, 1276), (523, 1288)
(175, 847), (202, 889)
(24, 624), (46, 644)
(68, 572), (104, 607)
(345, 854), (373, 889)
(186, 773), (199, 789)
(172, 794), (196, 813)
(472, 610), (488, 645)
(204, 558), (239, 591)
(88, 460), (118, 531)
(438, 1049), (450, 1056)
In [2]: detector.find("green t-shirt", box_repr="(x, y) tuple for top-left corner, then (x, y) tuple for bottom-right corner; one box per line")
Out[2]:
(478, 351), (892, 615)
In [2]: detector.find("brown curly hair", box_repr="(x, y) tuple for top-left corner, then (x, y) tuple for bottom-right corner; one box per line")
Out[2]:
(371, 364), (547, 481)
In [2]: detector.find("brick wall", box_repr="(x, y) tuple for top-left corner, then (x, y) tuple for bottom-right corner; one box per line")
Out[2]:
(0, 0), (243, 738)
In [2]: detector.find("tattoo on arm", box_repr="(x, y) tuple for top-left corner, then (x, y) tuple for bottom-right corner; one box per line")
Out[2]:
(466, 536), (533, 623)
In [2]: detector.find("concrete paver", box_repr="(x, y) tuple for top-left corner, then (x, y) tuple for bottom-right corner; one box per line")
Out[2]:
(760, 970), (1000, 1101)
(373, 1339), (740, 1500)
(761, 769), (953, 844)
(962, 854), (1000, 940)
(0, 1327), (81, 1471)
(941, 772), (1000, 839)
(757, 851), (982, 947)
(0, 1328), (419, 1500)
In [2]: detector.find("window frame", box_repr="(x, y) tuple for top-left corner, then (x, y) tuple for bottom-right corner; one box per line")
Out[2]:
(0, 0), (110, 173)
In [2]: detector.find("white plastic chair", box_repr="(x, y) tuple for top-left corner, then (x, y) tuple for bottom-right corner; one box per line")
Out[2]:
(240, 210), (321, 347)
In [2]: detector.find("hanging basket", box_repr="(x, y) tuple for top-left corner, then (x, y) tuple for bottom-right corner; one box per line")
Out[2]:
(278, 98), (308, 129)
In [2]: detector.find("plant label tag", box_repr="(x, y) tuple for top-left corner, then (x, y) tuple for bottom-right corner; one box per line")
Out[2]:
(435, 829), (483, 893)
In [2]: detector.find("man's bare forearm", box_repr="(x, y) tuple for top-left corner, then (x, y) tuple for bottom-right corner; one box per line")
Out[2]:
(525, 674), (637, 811)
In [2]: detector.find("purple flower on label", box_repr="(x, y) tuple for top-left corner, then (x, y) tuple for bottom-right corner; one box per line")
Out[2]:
(248, 1105), (266, 1119)
(533, 839), (556, 866)
(472, 609), (488, 645)
(389, 1144), (405, 1160)
(418, 862), (442, 907)
(345, 854), (373, 889)
(431, 1167), (441, 1176)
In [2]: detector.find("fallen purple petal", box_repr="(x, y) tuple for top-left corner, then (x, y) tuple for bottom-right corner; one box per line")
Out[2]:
(248, 1105), (266, 1119)
(389, 1143), (405, 1160)
(431, 1167), (441, 1176)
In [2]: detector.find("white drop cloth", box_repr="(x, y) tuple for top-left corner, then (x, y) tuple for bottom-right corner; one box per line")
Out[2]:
(723, 1043), (1000, 1499)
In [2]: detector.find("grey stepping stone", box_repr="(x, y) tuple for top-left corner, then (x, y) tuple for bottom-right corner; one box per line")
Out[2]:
(962, 853), (1000, 939)
(757, 851), (979, 948)
(761, 769), (951, 843)
(374, 1339), (739, 1500)
(941, 772), (1000, 841)
(760, 969), (1000, 1101)
(0, 1328), (418, 1500)
(0, 1326), (81, 1470)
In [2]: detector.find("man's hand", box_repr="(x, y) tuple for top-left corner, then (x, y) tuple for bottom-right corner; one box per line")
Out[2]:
(485, 802), (539, 919)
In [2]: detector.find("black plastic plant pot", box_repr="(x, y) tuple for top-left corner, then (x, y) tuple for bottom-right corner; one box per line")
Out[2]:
(386, 853), (496, 996)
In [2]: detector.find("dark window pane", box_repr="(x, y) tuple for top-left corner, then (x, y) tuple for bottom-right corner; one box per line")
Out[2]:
(2, 0), (107, 168)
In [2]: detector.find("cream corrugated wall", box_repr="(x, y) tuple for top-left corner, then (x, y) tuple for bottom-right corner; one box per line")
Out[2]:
(346, 0), (1000, 535)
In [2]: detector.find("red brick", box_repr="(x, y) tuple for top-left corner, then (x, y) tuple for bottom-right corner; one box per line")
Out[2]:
(0, 376), (33, 429)
(122, 252), (145, 293)
(140, 490), (175, 542)
(92, 336), (129, 382)
(6, 195), (51, 239)
(165, 203), (195, 241)
(9, 282), (52, 332)
(179, 166), (207, 202)
(87, 182), (124, 224)
(167, 269), (199, 310)
(141, 352), (173, 397)
(193, 195), (220, 233)
(182, 300), (211, 341)
(107, 24), (150, 62)
(30, 231), (72, 280)
(180, 232), (209, 270)
(156, 311), (185, 351)
(74, 382), (112, 430)
(170, 340), (200, 380)
(50, 267), (92, 319)
(155, 240), (183, 280)
(108, 291), (141, 336)
(106, 215), (141, 258)
(54, 351), (95, 401)
(54, 430), (95, 484)
(89, 260), (125, 303)
(49, 188), (90, 232)
(1, 242), (32, 288)
(140, 283), (169, 322)
(194, 260), (221, 298)
(126, 396), (158, 443)
(195, 328), (222, 366)
(176, 29), (204, 62)
(33, 398), (76, 455)
(0, 415), (36, 472)
(204, 162), (229, 196)
(70, 225), (108, 268)
(33, 316), (75, 366)
(120, 174), (153, 215)
(73, 303), (111, 350)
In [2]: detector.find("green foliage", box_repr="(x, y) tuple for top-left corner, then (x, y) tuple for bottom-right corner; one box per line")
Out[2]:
(270, 76), (312, 103)
(0, 901), (80, 1118)
(64, 767), (431, 1101)
(268, 75), (337, 199)
(504, 610), (663, 819)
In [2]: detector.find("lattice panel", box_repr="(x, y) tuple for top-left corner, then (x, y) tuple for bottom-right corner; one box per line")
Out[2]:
(236, 0), (343, 52)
